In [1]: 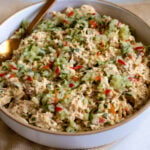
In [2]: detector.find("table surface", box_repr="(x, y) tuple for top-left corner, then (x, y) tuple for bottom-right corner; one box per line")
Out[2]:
(0, 1), (150, 150)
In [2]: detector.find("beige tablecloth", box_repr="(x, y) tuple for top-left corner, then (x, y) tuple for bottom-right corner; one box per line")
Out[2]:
(0, 2), (150, 150)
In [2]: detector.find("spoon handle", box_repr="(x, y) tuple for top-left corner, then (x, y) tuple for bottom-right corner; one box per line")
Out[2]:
(26, 0), (56, 35)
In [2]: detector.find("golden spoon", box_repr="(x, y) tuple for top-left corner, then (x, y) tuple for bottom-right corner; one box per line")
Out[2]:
(0, 0), (56, 63)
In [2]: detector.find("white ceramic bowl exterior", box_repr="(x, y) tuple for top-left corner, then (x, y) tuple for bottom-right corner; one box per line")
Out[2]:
(0, 107), (148, 149)
(0, 0), (150, 149)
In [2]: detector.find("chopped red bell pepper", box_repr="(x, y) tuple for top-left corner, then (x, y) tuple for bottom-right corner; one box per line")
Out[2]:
(69, 83), (74, 88)
(57, 50), (60, 57)
(8, 74), (16, 79)
(134, 46), (144, 50)
(99, 118), (105, 123)
(134, 46), (145, 54)
(92, 13), (96, 15)
(128, 54), (134, 60)
(55, 67), (60, 75)
(43, 62), (54, 70)
(49, 61), (54, 68)
(128, 77), (139, 82)
(117, 59), (126, 66)
(96, 51), (100, 56)
(100, 41), (105, 47)
(26, 76), (33, 81)
(67, 11), (74, 17)
(128, 77), (133, 80)
(0, 73), (6, 77)
(42, 65), (50, 70)
(70, 65), (83, 70)
(95, 75), (101, 82)
(90, 20), (97, 28)
(72, 76), (79, 82)
(55, 106), (63, 112)
(10, 64), (17, 70)
(104, 89), (111, 95)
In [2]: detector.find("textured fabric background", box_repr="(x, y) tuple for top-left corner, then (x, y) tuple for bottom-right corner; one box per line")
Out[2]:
(0, 1), (150, 150)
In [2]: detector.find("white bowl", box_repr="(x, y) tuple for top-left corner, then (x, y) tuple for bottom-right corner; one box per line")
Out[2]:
(0, 0), (150, 149)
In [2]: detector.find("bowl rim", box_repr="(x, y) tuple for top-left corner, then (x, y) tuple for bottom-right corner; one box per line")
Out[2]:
(0, 0), (150, 136)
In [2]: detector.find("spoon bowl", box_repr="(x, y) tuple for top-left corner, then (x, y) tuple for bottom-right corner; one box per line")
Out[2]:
(0, 39), (20, 63)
